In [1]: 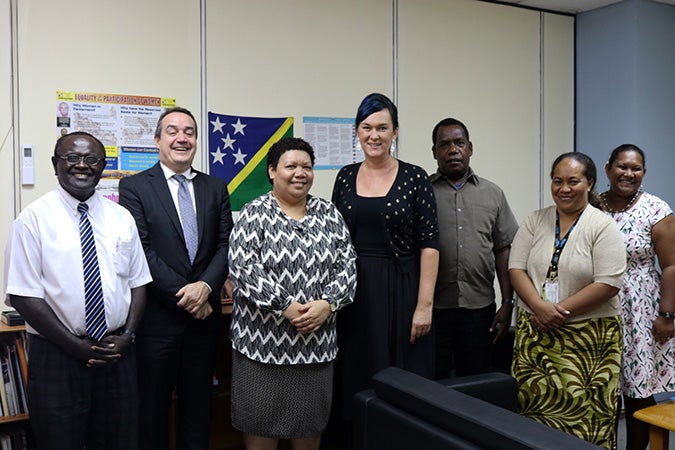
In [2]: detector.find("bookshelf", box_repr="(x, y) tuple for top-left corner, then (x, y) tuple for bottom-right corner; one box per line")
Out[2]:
(0, 323), (28, 424)
(0, 324), (24, 333)
(0, 415), (28, 425)
(0, 323), (30, 450)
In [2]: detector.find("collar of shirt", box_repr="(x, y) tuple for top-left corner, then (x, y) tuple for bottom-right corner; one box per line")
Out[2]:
(159, 162), (196, 182)
(56, 185), (100, 216)
(159, 162), (197, 214)
(429, 167), (479, 189)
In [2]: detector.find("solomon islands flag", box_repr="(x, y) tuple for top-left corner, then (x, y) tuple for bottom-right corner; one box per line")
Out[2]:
(208, 112), (293, 210)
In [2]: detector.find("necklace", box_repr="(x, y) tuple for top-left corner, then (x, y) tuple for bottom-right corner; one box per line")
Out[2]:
(601, 189), (642, 213)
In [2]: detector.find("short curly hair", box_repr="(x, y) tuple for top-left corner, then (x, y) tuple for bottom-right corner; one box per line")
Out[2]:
(266, 137), (315, 184)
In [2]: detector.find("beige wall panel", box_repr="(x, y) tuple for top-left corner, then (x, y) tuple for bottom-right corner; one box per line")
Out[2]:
(4, 0), (200, 312)
(398, 0), (541, 223)
(205, 0), (393, 200)
(1, 0), (16, 308)
(2, 0), (575, 308)
(542, 12), (575, 207)
(15, 0), (201, 208)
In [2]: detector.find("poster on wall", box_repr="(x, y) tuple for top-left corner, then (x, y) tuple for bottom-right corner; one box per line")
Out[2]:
(303, 116), (364, 170)
(56, 91), (176, 183)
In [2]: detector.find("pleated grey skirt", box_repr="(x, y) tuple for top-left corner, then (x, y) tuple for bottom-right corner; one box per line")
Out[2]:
(230, 350), (333, 439)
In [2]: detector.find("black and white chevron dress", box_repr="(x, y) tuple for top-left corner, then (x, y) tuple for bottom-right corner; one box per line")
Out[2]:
(228, 192), (357, 438)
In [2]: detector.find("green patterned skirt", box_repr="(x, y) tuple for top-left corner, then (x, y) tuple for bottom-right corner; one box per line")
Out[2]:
(512, 309), (621, 450)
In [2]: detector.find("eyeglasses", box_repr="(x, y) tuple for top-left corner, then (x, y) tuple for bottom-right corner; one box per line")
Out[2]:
(58, 154), (106, 166)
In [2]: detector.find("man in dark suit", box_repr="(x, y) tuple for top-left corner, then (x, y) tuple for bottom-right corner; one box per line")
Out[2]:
(119, 107), (233, 450)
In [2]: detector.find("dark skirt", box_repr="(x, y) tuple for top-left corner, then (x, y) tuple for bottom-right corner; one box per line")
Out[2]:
(230, 350), (333, 439)
(335, 251), (434, 420)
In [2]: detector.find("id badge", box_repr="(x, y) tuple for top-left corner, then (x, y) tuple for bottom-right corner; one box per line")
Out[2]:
(543, 278), (559, 304)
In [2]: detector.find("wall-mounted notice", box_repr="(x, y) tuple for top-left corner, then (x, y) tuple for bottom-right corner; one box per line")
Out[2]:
(303, 116), (363, 170)
(56, 91), (176, 180)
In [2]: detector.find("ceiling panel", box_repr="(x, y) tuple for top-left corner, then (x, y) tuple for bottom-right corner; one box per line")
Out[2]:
(494, 0), (675, 14)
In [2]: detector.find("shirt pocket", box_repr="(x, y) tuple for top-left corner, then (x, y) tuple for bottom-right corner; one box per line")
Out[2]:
(112, 236), (133, 276)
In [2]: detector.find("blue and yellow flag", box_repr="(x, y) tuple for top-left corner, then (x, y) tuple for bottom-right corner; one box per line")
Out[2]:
(208, 112), (293, 210)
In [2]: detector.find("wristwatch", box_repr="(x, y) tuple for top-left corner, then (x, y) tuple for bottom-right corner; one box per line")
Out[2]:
(502, 298), (515, 306)
(658, 310), (675, 320)
(122, 329), (136, 343)
(328, 301), (339, 313)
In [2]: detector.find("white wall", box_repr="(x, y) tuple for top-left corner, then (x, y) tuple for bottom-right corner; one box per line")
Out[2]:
(400, 0), (545, 222)
(14, 0), (202, 210)
(1, 0), (17, 312)
(542, 11), (576, 207)
(0, 0), (15, 218)
(205, 0), (393, 199)
(205, 0), (574, 221)
(0, 0), (575, 310)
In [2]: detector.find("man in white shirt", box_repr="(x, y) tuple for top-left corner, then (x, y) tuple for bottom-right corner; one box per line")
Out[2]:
(4, 131), (152, 450)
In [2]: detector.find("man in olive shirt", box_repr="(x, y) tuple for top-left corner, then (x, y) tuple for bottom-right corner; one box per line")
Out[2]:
(430, 118), (519, 378)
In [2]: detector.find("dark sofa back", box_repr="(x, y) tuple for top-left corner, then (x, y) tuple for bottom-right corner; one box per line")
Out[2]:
(354, 390), (483, 450)
(359, 367), (601, 450)
(438, 372), (518, 412)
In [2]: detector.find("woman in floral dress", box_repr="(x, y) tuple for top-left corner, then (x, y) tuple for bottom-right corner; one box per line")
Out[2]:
(601, 144), (675, 450)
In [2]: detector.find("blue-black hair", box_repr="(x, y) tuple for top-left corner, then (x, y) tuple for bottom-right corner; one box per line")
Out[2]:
(355, 93), (399, 129)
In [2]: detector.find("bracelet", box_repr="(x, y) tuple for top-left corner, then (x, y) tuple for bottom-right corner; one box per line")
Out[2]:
(658, 311), (675, 320)
(502, 298), (515, 306)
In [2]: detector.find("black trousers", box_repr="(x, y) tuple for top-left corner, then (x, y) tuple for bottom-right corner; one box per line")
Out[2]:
(27, 334), (138, 450)
(433, 303), (496, 379)
(136, 324), (219, 450)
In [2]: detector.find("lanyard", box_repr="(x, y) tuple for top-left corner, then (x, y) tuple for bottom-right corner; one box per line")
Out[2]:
(546, 211), (580, 279)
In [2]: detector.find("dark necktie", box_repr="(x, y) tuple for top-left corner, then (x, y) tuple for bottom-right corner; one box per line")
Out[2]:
(174, 175), (198, 263)
(78, 202), (107, 341)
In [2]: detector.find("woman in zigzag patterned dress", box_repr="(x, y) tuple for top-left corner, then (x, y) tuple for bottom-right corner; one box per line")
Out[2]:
(330, 93), (440, 447)
(228, 137), (357, 450)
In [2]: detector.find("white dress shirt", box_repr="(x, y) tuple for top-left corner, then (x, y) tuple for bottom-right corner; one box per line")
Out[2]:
(4, 186), (152, 336)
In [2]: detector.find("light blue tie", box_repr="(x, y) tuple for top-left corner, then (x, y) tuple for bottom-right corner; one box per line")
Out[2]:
(78, 202), (107, 341)
(174, 174), (198, 263)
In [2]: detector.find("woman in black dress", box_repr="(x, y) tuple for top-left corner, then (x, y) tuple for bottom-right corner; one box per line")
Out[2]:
(331, 93), (439, 440)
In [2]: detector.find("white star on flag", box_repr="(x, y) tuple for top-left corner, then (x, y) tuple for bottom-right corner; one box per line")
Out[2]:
(232, 148), (247, 165)
(211, 147), (226, 165)
(221, 133), (236, 150)
(231, 118), (247, 136)
(210, 116), (226, 134)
